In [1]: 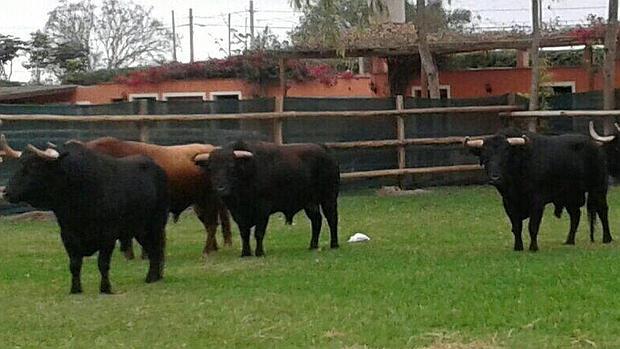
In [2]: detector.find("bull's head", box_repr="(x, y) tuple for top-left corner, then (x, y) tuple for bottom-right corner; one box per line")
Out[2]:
(194, 143), (255, 197)
(465, 133), (528, 187)
(589, 121), (620, 177)
(4, 144), (61, 208)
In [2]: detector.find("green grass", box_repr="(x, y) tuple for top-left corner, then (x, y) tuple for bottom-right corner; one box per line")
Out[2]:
(3, 186), (620, 348)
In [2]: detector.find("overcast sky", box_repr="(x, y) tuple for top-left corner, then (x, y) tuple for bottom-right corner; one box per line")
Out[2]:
(0, 0), (609, 82)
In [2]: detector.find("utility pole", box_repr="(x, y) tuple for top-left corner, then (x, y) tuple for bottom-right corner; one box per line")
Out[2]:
(249, 0), (255, 47)
(171, 10), (177, 62)
(228, 13), (232, 57)
(529, 0), (541, 111)
(189, 8), (194, 63)
(604, 0), (618, 110)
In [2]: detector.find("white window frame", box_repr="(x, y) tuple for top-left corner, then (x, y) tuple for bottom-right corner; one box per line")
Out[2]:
(542, 81), (576, 93)
(209, 91), (243, 100)
(411, 85), (451, 98)
(128, 93), (159, 101)
(161, 92), (207, 101)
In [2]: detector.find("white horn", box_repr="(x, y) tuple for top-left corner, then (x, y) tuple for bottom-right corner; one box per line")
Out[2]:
(507, 137), (527, 146)
(194, 153), (211, 162)
(0, 134), (22, 158)
(26, 144), (59, 160)
(615, 122), (620, 133)
(463, 137), (484, 148)
(233, 150), (253, 158)
(589, 121), (615, 143)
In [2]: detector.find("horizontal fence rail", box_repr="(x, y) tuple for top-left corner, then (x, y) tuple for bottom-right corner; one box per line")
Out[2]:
(0, 101), (524, 182)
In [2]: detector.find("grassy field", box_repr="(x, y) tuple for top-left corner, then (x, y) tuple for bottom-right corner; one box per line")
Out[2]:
(2, 186), (620, 348)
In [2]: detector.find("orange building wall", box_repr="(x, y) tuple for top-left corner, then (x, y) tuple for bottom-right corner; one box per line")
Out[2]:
(72, 60), (620, 104)
(75, 76), (377, 104)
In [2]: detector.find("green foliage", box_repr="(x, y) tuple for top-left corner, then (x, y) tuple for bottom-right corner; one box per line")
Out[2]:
(0, 34), (26, 80)
(4, 186), (620, 347)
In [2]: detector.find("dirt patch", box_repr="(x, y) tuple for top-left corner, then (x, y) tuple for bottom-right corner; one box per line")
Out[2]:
(2, 211), (55, 222)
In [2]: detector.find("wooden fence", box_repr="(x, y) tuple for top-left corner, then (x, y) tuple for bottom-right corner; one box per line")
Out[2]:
(0, 98), (523, 182)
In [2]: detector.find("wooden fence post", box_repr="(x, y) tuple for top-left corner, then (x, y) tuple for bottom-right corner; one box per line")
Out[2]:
(138, 99), (150, 142)
(396, 95), (406, 188)
(273, 96), (284, 145)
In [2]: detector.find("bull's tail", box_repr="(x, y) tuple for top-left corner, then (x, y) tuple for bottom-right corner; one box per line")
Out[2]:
(587, 194), (597, 243)
(553, 203), (563, 218)
(285, 213), (294, 225)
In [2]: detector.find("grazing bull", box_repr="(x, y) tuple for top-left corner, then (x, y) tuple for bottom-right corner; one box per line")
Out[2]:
(2, 142), (168, 293)
(465, 128), (611, 251)
(59, 137), (231, 258)
(194, 141), (340, 257)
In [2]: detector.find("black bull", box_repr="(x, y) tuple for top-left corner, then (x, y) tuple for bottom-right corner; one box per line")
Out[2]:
(466, 129), (612, 251)
(2, 142), (169, 294)
(194, 141), (340, 257)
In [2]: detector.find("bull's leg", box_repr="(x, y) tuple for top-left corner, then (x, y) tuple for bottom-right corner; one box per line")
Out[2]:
(119, 237), (135, 260)
(239, 224), (253, 257)
(321, 198), (339, 249)
(218, 202), (233, 246)
(564, 206), (580, 245)
(144, 226), (166, 283)
(305, 205), (322, 250)
(69, 255), (83, 294)
(598, 199), (612, 244)
(194, 204), (219, 255)
(528, 207), (544, 252)
(98, 242), (115, 294)
(254, 216), (270, 257)
(508, 216), (524, 251)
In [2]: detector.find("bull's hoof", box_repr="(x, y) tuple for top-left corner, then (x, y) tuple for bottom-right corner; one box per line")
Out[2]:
(70, 287), (83, 294)
(603, 237), (613, 244)
(529, 245), (539, 252)
(309, 244), (319, 250)
(255, 251), (265, 257)
(100, 287), (113, 295)
(330, 243), (339, 249)
(145, 273), (162, 283)
(563, 240), (575, 245)
(513, 245), (524, 251)
(241, 250), (253, 258)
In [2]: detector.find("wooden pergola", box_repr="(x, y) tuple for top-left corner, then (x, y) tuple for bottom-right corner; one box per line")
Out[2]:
(270, 28), (606, 103)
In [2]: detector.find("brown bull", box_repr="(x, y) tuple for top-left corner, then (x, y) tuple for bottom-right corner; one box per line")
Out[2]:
(0, 135), (232, 257)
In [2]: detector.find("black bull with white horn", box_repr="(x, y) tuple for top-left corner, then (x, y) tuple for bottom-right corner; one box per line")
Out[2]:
(464, 129), (612, 251)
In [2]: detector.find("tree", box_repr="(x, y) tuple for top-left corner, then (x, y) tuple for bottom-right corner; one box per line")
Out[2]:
(0, 34), (26, 81)
(416, 0), (440, 98)
(22, 31), (53, 84)
(45, 0), (96, 70)
(94, 0), (172, 69)
(42, 0), (172, 79)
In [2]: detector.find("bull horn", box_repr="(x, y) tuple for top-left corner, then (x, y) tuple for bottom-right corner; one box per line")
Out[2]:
(26, 144), (59, 160)
(0, 134), (22, 158)
(615, 122), (620, 133)
(233, 150), (254, 158)
(589, 121), (615, 143)
(65, 139), (83, 145)
(194, 153), (211, 162)
(463, 137), (484, 148)
(507, 137), (527, 146)
(47, 141), (57, 148)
